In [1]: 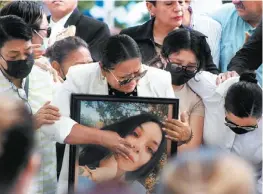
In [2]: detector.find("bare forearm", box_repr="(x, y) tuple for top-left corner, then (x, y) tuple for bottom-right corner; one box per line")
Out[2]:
(64, 124), (103, 145)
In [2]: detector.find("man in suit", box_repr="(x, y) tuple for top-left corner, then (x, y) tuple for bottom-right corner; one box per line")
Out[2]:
(44, 0), (110, 62)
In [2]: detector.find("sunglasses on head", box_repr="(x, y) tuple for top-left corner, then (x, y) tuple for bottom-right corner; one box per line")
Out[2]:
(110, 70), (148, 86)
(224, 117), (258, 131)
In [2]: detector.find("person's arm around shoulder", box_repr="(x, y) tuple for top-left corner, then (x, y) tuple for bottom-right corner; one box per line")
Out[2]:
(39, 66), (81, 143)
(188, 71), (218, 100)
(228, 21), (262, 74)
(40, 66), (133, 158)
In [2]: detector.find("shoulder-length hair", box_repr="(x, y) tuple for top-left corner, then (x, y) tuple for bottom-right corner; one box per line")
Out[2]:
(79, 113), (166, 181)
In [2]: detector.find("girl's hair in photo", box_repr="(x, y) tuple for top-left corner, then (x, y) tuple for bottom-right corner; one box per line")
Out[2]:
(79, 113), (166, 181)
(225, 71), (262, 119)
(149, 28), (212, 72)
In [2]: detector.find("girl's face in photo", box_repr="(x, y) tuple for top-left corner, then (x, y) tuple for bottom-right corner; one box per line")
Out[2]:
(115, 121), (162, 172)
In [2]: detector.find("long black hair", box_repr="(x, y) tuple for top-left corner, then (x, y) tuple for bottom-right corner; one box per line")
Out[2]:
(79, 113), (166, 181)
(225, 71), (262, 119)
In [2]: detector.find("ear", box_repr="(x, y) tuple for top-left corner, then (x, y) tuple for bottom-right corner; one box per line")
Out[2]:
(51, 61), (62, 76)
(13, 153), (40, 194)
(146, 2), (156, 17)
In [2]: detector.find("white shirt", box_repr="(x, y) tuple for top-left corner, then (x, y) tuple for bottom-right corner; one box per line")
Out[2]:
(49, 11), (73, 45)
(190, 0), (222, 14)
(191, 11), (222, 67)
(28, 64), (58, 194)
(40, 62), (175, 194)
(188, 71), (262, 193)
(0, 70), (29, 108)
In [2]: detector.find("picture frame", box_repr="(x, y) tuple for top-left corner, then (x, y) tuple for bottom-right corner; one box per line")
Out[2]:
(68, 94), (179, 193)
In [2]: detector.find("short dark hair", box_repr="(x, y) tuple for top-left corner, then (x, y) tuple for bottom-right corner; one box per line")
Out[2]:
(101, 34), (141, 71)
(46, 36), (88, 65)
(0, 1), (44, 31)
(161, 28), (212, 72)
(79, 113), (166, 181)
(0, 15), (32, 48)
(225, 71), (262, 119)
(146, 0), (156, 6)
(0, 100), (34, 193)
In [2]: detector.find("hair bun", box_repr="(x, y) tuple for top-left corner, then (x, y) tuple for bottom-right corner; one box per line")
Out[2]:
(239, 72), (258, 84)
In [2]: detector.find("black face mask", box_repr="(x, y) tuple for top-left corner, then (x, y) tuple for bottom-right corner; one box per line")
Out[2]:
(228, 126), (251, 135)
(225, 117), (257, 135)
(1, 54), (34, 79)
(165, 63), (196, 85)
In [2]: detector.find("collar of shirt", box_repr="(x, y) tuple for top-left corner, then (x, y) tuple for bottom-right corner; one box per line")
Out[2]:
(0, 70), (27, 93)
(49, 10), (73, 28)
(49, 11), (74, 44)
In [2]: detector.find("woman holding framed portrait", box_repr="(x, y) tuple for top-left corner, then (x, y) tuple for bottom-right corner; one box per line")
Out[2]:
(41, 34), (192, 194)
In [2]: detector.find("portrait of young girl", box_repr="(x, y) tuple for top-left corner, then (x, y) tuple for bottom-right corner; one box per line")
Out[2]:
(77, 113), (166, 192)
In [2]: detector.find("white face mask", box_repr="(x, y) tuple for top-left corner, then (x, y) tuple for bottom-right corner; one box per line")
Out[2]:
(34, 30), (49, 50)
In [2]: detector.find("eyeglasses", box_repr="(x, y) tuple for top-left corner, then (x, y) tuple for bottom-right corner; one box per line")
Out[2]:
(224, 117), (258, 131)
(167, 59), (198, 74)
(109, 69), (148, 86)
(35, 27), (51, 38)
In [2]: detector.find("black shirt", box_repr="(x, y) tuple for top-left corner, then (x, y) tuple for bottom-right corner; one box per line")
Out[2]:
(228, 20), (262, 74)
(108, 84), (138, 97)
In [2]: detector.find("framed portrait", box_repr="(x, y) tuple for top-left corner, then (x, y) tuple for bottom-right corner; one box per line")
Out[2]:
(68, 94), (179, 193)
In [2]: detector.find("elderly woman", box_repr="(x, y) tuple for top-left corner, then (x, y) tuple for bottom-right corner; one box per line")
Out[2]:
(120, 0), (219, 74)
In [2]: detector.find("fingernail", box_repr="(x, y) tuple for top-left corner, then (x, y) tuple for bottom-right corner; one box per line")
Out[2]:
(162, 128), (166, 131)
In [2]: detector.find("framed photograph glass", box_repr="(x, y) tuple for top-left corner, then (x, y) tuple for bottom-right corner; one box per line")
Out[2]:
(68, 94), (179, 193)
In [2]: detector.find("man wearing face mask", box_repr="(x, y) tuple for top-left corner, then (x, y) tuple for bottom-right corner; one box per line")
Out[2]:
(0, 14), (62, 194)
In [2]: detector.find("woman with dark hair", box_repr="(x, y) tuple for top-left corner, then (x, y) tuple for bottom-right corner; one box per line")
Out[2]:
(188, 71), (262, 193)
(41, 34), (191, 194)
(45, 36), (93, 80)
(149, 28), (207, 152)
(78, 114), (166, 191)
(120, 0), (219, 74)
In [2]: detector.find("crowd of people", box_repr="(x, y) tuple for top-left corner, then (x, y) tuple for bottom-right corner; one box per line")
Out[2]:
(0, 0), (262, 194)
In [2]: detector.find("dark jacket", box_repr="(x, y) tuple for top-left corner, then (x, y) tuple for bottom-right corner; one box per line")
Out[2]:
(120, 18), (219, 74)
(48, 10), (110, 61)
(228, 21), (262, 74)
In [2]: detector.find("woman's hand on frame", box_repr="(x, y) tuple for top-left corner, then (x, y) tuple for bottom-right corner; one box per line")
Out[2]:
(163, 112), (192, 143)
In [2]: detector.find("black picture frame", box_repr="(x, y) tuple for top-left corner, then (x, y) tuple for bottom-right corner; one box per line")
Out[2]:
(68, 94), (179, 193)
